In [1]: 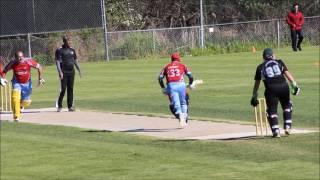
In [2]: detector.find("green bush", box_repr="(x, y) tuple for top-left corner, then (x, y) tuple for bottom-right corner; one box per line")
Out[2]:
(114, 33), (157, 59)
(33, 53), (54, 66)
(190, 40), (275, 56)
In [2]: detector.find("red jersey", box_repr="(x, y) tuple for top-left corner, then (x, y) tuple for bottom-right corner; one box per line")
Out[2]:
(286, 11), (304, 30)
(160, 61), (191, 83)
(4, 58), (40, 83)
(0, 63), (4, 77)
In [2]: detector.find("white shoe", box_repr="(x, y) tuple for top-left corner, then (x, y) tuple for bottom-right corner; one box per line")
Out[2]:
(179, 113), (188, 128)
(272, 129), (281, 138)
(285, 125), (291, 135)
(13, 118), (20, 122)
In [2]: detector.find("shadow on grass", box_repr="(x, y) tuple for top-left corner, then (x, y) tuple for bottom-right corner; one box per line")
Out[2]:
(83, 129), (113, 133)
(82, 128), (181, 133)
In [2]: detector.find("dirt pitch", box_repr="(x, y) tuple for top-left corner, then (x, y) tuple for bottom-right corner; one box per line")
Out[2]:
(0, 108), (316, 140)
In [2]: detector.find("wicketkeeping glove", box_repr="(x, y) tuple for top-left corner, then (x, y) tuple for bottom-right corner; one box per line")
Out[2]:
(290, 81), (300, 95)
(0, 78), (8, 86)
(250, 93), (259, 107)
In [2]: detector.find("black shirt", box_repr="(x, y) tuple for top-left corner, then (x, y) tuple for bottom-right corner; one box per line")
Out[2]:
(55, 45), (77, 74)
(254, 59), (288, 88)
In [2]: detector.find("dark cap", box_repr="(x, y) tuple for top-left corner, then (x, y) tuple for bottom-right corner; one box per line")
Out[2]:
(263, 48), (273, 60)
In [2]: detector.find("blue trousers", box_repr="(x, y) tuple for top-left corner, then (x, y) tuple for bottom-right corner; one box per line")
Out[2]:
(167, 82), (187, 115)
(12, 78), (32, 101)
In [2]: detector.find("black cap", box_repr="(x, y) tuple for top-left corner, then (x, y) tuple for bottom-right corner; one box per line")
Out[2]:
(263, 48), (273, 59)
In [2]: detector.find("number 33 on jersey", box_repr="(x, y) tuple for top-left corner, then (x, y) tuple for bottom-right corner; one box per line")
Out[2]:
(159, 61), (191, 83)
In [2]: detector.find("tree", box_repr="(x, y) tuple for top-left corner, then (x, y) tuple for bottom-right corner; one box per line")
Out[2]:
(105, 0), (320, 31)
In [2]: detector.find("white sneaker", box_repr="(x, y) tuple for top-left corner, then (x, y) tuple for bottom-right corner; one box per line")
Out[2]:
(13, 118), (20, 122)
(285, 125), (291, 135)
(179, 113), (188, 127)
(272, 129), (281, 138)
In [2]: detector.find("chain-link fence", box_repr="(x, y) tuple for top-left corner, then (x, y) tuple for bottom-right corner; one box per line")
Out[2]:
(108, 16), (319, 59)
(0, 0), (102, 36)
(0, 29), (106, 65)
(0, 16), (319, 63)
(202, 17), (319, 54)
(0, 0), (105, 64)
(108, 27), (200, 59)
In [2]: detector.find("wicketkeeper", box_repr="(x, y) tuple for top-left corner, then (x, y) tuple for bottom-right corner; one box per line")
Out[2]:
(158, 52), (193, 127)
(250, 48), (300, 137)
(1, 51), (45, 121)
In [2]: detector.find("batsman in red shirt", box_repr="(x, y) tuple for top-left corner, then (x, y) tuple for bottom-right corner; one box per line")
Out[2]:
(158, 53), (193, 127)
(286, 3), (304, 51)
(1, 51), (45, 121)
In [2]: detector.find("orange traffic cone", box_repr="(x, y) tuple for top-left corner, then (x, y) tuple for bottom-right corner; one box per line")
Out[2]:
(252, 46), (256, 53)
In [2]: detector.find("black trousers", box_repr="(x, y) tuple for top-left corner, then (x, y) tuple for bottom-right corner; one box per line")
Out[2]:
(265, 83), (292, 130)
(57, 71), (75, 109)
(290, 29), (304, 50)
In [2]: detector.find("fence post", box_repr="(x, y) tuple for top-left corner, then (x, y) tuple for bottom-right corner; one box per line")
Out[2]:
(101, 0), (109, 61)
(27, 33), (32, 58)
(277, 19), (280, 49)
(152, 30), (156, 53)
(200, 0), (204, 49)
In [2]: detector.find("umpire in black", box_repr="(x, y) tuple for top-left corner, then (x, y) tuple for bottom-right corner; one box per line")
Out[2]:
(250, 48), (300, 137)
(55, 36), (82, 112)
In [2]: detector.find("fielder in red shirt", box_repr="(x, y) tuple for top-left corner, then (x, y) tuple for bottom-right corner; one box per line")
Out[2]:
(286, 3), (304, 51)
(1, 51), (45, 121)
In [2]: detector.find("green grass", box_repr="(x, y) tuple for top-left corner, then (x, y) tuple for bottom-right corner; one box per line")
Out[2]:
(1, 46), (319, 179)
(1, 122), (319, 180)
(30, 46), (319, 128)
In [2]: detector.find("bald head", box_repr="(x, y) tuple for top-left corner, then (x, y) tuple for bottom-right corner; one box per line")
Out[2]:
(15, 51), (24, 61)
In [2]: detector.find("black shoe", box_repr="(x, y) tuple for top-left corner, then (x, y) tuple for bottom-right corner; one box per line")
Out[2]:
(297, 46), (302, 51)
(293, 48), (297, 52)
(68, 107), (75, 112)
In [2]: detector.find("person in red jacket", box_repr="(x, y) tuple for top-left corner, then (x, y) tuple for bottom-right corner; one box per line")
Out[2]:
(286, 3), (304, 51)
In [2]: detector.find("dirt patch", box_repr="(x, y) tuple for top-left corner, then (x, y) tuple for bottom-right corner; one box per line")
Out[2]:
(0, 108), (316, 140)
